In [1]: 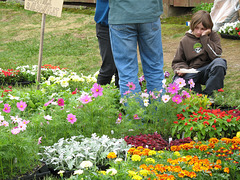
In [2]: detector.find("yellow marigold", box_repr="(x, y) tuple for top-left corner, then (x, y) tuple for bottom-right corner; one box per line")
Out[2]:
(172, 166), (182, 173)
(174, 151), (181, 157)
(216, 159), (222, 164)
(145, 158), (155, 164)
(158, 150), (164, 154)
(214, 164), (222, 170)
(128, 170), (137, 177)
(107, 152), (117, 159)
(209, 138), (219, 144)
(236, 132), (240, 138)
(224, 167), (230, 173)
(132, 154), (141, 161)
(148, 150), (156, 156)
(128, 147), (136, 154)
(178, 172), (185, 178)
(132, 175), (143, 180)
(98, 171), (106, 175)
(139, 164), (148, 169)
(137, 146), (144, 150)
(189, 171), (197, 178)
(199, 145), (208, 151)
(139, 169), (149, 177)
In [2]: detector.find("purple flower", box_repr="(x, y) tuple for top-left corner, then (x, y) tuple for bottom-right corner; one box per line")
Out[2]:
(91, 83), (103, 98)
(182, 90), (191, 100)
(164, 71), (170, 78)
(67, 113), (77, 124)
(167, 82), (180, 94)
(17, 101), (27, 111)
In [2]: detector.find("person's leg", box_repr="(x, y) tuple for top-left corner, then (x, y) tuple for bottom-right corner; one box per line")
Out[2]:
(96, 23), (119, 87)
(202, 58), (227, 96)
(137, 18), (164, 93)
(109, 24), (141, 97)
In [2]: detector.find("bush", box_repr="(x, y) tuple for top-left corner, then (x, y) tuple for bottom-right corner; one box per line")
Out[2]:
(192, 2), (214, 13)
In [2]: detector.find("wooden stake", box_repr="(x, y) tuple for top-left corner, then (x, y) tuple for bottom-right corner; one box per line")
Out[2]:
(37, 13), (46, 90)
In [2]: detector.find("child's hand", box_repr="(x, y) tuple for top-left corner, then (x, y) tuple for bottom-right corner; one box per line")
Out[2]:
(202, 29), (211, 36)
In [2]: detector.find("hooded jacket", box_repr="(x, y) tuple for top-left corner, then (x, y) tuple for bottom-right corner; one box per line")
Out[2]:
(172, 30), (222, 71)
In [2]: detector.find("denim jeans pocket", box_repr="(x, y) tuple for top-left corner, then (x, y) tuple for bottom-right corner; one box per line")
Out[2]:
(151, 19), (160, 31)
(110, 24), (133, 31)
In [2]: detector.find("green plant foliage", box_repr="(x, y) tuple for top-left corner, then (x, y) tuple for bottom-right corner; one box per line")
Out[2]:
(192, 2), (214, 13)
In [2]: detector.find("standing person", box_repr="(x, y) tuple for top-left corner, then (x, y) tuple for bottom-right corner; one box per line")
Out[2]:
(108, 0), (165, 97)
(94, 0), (119, 88)
(172, 10), (227, 97)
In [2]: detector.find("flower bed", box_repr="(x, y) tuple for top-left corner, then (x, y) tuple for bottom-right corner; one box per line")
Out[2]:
(218, 21), (240, 40)
(0, 64), (239, 179)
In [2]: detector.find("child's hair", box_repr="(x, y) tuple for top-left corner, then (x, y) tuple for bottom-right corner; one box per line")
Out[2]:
(190, 10), (213, 31)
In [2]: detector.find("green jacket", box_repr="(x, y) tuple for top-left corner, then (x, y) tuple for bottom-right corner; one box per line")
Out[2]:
(108, 0), (163, 24)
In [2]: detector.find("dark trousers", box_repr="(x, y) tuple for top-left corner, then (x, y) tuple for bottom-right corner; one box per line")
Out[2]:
(96, 23), (119, 88)
(173, 58), (227, 96)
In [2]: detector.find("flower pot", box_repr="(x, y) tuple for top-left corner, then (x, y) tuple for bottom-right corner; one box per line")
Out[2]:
(220, 33), (240, 40)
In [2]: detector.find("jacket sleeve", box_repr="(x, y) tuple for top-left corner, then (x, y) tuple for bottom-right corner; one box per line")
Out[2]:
(172, 41), (189, 71)
(200, 32), (222, 61)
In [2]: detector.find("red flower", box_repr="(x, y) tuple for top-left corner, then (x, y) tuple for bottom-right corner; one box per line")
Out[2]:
(203, 121), (209, 125)
(218, 88), (224, 92)
(184, 122), (188, 126)
(238, 32), (240, 36)
(173, 121), (178, 124)
(227, 118), (232, 123)
(235, 27), (239, 31)
(190, 127), (193, 131)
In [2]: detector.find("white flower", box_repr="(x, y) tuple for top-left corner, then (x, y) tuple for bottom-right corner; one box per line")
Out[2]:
(80, 161), (93, 169)
(74, 169), (83, 175)
(48, 76), (56, 82)
(71, 75), (81, 82)
(140, 92), (149, 99)
(0, 115), (4, 121)
(60, 78), (69, 87)
(8, 94), (20, 100)
(106, 168), (117, 176)
(143, 99), (149, 107)
(45, 81), (51, 85)
(162, 95), (171, 103)
(58, 170), (65, 175)
(44, 115), (52, 121)
(114, 158), (123, 163)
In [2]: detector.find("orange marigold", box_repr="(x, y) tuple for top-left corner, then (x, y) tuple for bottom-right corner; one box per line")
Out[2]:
(209, 138), (219, 144)
(107, 152), (117, 159)
(224, 167), (230, 173)
(199, 145), (208, 151)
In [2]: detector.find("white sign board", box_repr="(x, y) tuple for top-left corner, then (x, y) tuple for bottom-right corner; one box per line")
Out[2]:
(24, 0), (64, 17)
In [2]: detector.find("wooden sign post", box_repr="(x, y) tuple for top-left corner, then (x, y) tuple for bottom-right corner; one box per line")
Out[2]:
(24, 0), (64, 89)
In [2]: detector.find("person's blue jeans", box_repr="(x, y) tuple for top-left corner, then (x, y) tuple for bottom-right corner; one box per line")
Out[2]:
(109, 18), (164, 97)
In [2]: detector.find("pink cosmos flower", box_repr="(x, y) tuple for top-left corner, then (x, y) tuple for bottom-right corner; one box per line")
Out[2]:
(44, 98), (55, 106)
(172, 94), (182, 104)
(174, 78), (186, 88)
(3, 104), (11, 113)
(38, 136), (42, 145)
(167, 82), (180, 94)
(123, 90), (131, 95)
(67, 113), (77, 124)
(139, 75), (145, 83)
(18, 122), (27, 131)
(17, 101), (27, 111)
(80, 94), (92, 104)
(162, 94), (171, 103)
(133, 114), (141, 120)
(22, 120), (30, 125)
(57, 98), (65, 106)
(91, 83), (103, 98)
(11, 127), (20, 135)
(2, 121), (9, 127)
(127, 82), (136, 90)
(149, 91), (157, 99)
(182, 90), (191, 100)
(116, 118), (122, 124)
(188, 79), (195, 89)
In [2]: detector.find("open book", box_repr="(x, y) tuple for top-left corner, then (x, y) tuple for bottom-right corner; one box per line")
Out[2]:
(176, 68), (199, 74)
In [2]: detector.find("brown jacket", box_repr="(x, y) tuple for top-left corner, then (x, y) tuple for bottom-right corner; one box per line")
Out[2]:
(172, 30), (222, 71)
